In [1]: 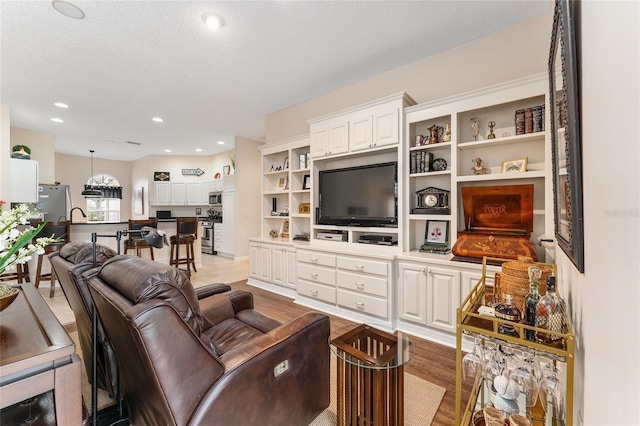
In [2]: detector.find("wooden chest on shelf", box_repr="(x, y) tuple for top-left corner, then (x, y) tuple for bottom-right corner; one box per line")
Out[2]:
(452, 185), (537, 262)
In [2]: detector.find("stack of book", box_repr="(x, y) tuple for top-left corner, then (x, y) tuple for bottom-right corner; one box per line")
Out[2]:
(515, 104), (545, 135)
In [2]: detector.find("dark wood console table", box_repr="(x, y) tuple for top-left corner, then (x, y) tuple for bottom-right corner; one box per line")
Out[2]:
(0, 282), (82, 425)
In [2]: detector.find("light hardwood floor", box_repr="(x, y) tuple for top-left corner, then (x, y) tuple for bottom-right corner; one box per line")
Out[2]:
(39, 253), (469, 425)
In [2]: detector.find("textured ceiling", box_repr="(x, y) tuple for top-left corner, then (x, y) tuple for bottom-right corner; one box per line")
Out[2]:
(0, 1), (550, 161)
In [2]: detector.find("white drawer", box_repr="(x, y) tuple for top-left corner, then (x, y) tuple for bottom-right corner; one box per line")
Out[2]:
(336, 256), (389, 277)
(337, 270), (388, 298)
(214, 223), (223, 230)
(297, 250), (336, 268)
(297, 263), (336, 286)
(297, 280), (336, 304)
(337, 289), (388, 319)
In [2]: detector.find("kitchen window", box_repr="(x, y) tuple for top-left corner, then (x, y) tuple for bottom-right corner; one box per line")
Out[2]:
(86, 174), (121, 222)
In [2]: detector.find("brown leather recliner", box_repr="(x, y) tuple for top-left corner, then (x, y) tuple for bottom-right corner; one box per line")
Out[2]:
(49, 241), (120, 397)
(85, 255), (330, 426)
(50, 242), (232, 399)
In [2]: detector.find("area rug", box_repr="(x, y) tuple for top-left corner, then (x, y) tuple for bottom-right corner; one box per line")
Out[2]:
(70, 331), (446, 425)
(309, 356), (446, 426)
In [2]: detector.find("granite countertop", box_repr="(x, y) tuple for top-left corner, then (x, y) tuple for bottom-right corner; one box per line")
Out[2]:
(70, 216), (207, 225)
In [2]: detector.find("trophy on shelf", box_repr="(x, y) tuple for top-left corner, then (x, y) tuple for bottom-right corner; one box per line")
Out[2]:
(487, 121), (496, 139)
(470, 116), (480, 141)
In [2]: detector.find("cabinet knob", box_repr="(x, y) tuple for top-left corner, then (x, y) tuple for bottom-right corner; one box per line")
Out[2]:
(420, 267), (426, 273)
(355, 282), (365, 290)
(354, 265), (365, 270)
(281, 248), (286, 252)
(427, 268), (432, 274)
(310, 273), (318, 279)
(311, 290), (318, 297)
(355, 302), (365, 310)
(310, 257), (318, 262)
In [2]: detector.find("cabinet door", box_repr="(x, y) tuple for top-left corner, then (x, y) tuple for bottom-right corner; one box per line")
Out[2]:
(171, 182), (187, 205)
(373, 109), (399, 147)
(426, 265), (461, 333)
(221, 191), (235, 254)
(249, 243), (260, 280)
(11, 159), (39, 203)
(310, 125), (328, 158)
(154, 182), (171, 206)
(349, 115), (373, 152)
(258, 243), (272, 282)
(272, 244), (287, 286)
(328, 121), (349, 155)
(200, 181), (212, 203)
(286, 249), (297, 289)
(398, 262), (428, 324)
(186, 182), (201, 205)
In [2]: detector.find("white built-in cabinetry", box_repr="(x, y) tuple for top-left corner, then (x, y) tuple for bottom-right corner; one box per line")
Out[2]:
(218, 175), (235, 257)
(152, 181), (213, 206)
(10, 159), (39, 203)
(248, 76), (552, 346)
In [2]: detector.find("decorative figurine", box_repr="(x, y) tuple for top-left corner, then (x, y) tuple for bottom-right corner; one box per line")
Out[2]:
(427, 125), (442, 144)
(470, 116), (480, 141)
(471, 157), (489, 175)
(415, 135), (424, 146)
(442, 123), (452, 142)
(487, 120), (496, 139)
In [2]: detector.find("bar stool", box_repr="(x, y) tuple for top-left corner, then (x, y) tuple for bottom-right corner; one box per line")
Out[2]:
(31, 221), (70, 298)
(0, 263), (30, 284)
(124, 218), (158, 259)
(169, 217), (198, 273)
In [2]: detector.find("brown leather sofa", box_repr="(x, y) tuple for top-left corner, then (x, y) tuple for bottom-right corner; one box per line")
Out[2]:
(85, 255), (330, 426)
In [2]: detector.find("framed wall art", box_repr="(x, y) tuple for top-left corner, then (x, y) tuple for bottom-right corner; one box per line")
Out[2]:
(501, 157), (528, 173)
(549, 0), (584, 272)
(302, 174), (311, 190)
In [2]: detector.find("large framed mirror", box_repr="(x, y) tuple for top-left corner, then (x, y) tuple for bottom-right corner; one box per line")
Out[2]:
(549, 0), (584, 272)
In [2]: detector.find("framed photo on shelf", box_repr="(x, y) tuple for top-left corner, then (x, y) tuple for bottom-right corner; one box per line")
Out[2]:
(277, 177), (287, 189)
(299, 154), (306, 169)
(279, 219), (290, 239)
(305, 152), (311, 168)
(501, 157), (528, 173)
(223, 165), (231, 175)
(424, 220), (449, 245)
(283, 157), (289, 170)
(298, 203), (311, 214)
(302, 174), (311, 190)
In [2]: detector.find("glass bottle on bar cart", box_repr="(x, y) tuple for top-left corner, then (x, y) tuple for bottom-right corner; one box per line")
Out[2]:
(494, 293), (522, 337)
(524, 266), (542, 341)
(535, 276), (567, 348)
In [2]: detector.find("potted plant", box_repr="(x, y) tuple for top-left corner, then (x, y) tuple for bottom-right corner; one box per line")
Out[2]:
(11, 145), (31, 159)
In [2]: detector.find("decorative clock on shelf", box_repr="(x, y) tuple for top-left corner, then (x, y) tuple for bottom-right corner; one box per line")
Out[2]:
(154, 172), (170, 181)
(412, 187), (450, 214)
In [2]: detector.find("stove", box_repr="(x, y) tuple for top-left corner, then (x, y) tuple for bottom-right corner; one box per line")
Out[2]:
(201, 221), (216, 255)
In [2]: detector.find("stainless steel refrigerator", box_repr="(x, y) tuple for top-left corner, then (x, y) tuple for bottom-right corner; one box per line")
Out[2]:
(37, 184), (71, 222)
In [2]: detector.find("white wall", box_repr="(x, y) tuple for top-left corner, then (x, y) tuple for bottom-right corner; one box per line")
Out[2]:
(267, 13), (553, 143)
(575, 1), (639, 424)
(0, 104), (10, 209)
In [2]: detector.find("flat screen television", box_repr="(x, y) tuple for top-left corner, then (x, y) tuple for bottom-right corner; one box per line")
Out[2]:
(318, 161), (397, 227)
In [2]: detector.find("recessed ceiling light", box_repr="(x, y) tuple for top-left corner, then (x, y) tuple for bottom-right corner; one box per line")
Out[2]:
(54, 102), (69, 108)
(217, 141), (225, 145)
(152, 117), (164, 123)
(202, 13), (224, 30)
(195, 148), (203, 152)
(51, 117), (64, 123)
(164, 149), (172, 153)
(51, 1), (85, 19)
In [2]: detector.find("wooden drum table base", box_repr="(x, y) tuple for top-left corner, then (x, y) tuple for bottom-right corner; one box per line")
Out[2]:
(331, 324), (415, 426)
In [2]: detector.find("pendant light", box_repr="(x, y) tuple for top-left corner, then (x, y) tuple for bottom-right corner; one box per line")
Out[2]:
(81, 150), (104, 197)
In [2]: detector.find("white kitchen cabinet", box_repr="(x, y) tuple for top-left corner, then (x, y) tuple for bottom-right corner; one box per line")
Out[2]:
(170, 183), (186, 205)
(200, 181), (212, 202)
(373, 108), (399, 147)
(186, 182), (201, 205)
(154, 182), (171, 206)
(426, 265), (460, 333)
(397, 261), (428, 325)
(11, 159), (39, 203)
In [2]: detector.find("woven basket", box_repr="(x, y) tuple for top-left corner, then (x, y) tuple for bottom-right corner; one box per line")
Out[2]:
(494, 256), (552, 313)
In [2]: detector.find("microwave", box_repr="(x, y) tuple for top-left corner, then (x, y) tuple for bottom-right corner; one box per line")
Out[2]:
(209, 192), (222, 205)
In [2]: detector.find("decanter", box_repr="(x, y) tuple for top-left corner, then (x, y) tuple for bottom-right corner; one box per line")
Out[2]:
(524, 266), (542, 341)
(535, 276), (567, 346)
(494, 293), (522, 337)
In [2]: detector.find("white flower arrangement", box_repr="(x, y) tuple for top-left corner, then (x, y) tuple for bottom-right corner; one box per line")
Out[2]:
(0, 203), (60, 276)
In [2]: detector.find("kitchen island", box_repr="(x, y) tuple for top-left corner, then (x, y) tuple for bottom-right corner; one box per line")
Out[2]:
(68, 219), (203, 268)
